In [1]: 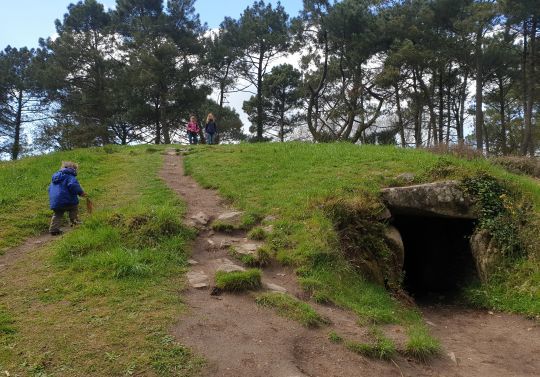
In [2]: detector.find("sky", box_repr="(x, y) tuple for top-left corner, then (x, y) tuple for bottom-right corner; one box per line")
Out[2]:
(0, 0), (304, 49)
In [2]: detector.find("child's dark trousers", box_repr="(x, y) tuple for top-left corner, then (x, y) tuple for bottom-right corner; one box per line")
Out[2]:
(49, 205), (79, 234)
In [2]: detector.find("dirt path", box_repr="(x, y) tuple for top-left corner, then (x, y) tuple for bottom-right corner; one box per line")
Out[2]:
(0, 233), (55, 275)
(161, 151), (539, 377)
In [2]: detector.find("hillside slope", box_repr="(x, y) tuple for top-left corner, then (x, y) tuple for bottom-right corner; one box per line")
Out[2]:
(184, 143), (540, 316)
(0, 146), (203, 376)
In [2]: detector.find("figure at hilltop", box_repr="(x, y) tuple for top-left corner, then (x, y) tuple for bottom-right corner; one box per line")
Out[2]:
(187, 115), (200, 145)
(48, 161), (87, 236)
(205, 113), (218, 145)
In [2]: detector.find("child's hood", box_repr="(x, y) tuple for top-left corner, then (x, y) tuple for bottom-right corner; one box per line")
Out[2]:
(52, 168), (77, 183)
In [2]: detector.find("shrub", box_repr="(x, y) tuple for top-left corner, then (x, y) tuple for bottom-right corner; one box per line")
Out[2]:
(462, 173), (530, 259)
(492, 156), (540, 178)
(214, 269), (262, 291)
(424, 143), (484, 160)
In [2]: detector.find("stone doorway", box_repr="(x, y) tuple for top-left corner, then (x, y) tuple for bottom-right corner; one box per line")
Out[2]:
(392, 215), (478, 301)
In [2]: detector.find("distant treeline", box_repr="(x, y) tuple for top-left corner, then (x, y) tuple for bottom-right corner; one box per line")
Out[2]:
(0, 0), (539, 160)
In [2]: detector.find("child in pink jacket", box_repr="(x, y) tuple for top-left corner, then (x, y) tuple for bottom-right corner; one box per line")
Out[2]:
(186, 115), (200, 145)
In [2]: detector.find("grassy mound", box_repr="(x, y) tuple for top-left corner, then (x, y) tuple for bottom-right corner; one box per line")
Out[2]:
(184, 143), (540, 344)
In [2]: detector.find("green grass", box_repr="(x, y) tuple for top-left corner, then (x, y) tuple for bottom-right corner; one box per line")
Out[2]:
(345, 327), (397, 360)
(405, 324), (441, 361)
(214, 269), (262, 291)
(183, 142), (540, 344)
(328, 331), (344, 344)
(0, 306), (16, 335)
(229, 246), (272, 267)
(211, 221), (236, 232)
(0, 145), (204, 376)
(255, 292), (329, 328)
(464, 258), (540, 317)
(248, 226), (268, 240)
(0, 145), (139, 253)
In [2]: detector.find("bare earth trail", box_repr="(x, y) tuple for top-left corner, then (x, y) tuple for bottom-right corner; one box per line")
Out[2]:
(0, 233), (65, 275)
(161, 150), (539, 377)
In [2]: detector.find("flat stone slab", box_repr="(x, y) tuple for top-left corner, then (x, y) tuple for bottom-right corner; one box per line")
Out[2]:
(206, 239), (218, 251)
(191, 211), (210, 225)
(219, 240), (233, 249)
(192, 282), (208, 289)
(212, 258), (246, 273)
(264, 282), (287, 293)
(214, 211), (244, 229)
(217, 211), (243, 221)
(187, 271), (209, 288)
(236, 243), (260, 255)
(262, 225), (274, 233)
(380, 180), (476, 219)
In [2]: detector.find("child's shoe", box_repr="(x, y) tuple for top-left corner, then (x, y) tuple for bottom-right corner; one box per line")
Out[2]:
(71, 220), (83, 227)
(50, 230), (63, 236)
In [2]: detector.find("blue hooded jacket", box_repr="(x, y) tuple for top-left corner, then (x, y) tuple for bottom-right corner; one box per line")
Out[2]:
(205, 121), (217, 135)
(48, 168), (84, 210)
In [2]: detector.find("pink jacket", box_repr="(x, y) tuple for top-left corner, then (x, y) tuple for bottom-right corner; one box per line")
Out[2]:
(187, 122), (200, 133)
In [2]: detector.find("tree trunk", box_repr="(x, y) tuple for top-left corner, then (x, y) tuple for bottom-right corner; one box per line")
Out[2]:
(521, 16), (537, 156)
(446, 76), (452, 144)
(11, 89), (23, 160)
(458, 71), (468, 143)
(256, 48), (264, 141)
(306, 35), (329, 142)
(498, 76), (507, 155)
(394, 83), (406, 147)
(475, 28), (484, 151)
(154, 98), (161, 145)
(279, 89), (286, 142)
(218, 62), (231, 122)
(438, 70), (444, 144)
(163, 122), (171, 145)
(416, 71), (437, 145)
(412, 71), (422, 148)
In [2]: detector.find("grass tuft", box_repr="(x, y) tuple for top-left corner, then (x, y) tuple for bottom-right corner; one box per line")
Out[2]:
(248, 226), (268, 240)
(404, 325), (441, 361)
(255, 292), (329, 328)
(0, 306), (16, 335)
(214, 269), (262, 291)
(345, 328), (396, 360)
(211, 221), (236, 233)
(328, 331), (343, 344)
(229, 246), (272, 267)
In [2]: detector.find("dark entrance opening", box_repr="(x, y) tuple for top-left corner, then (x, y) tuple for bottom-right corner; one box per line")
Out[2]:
(392, 215), (478, 302)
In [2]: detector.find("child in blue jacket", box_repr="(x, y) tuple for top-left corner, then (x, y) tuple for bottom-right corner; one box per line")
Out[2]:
(48, 161), (87, 235)
(205, 113), (217, 145)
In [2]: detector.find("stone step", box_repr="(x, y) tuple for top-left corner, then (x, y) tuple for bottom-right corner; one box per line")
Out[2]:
(187, 271), (209, 289)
